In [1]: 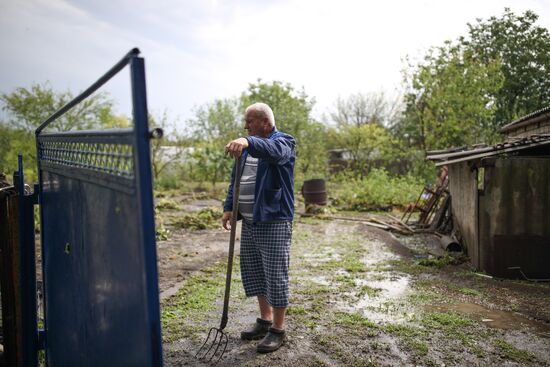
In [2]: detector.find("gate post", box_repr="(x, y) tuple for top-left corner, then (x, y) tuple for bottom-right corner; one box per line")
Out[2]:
(130, 55), (163, 367)
(0, 157), (38, 367)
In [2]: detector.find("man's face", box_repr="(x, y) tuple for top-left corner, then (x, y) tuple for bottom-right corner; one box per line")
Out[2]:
(244, 110), (267, 137)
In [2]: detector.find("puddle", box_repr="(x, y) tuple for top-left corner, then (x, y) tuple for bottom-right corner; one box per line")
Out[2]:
(427, 303), (550, 336)
(362, 240), (400, 266)
(339, 272), (412, 323)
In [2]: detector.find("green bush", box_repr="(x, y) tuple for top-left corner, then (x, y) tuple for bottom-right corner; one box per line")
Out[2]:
(154, 173), (181, 190)
(331, 168), (423, 211)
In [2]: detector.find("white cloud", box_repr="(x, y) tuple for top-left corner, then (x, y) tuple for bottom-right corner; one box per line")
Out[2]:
(1, 0), (549, 130)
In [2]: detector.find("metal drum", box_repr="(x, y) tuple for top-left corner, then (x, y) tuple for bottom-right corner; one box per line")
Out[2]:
(302, 179), (328, 207)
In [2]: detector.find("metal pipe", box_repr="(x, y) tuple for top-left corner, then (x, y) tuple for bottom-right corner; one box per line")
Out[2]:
(439, 235), (462, 252)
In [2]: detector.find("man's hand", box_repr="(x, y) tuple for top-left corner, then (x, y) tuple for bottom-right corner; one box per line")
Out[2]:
(222, 211), (232, 230)
(225, 137), (249, 159)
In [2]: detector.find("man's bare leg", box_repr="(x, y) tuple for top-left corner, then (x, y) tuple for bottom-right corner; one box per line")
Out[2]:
(258, 295), (286, 330)
(256, 297), (286, 352)
(258, 295), (273, 321)
(273, 307), (286, 330)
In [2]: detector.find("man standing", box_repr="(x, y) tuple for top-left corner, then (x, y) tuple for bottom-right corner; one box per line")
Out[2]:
(223, 102), (296, 353)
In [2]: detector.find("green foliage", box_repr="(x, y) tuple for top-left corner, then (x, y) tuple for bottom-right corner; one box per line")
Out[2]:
(333, 311), (378, 329)
(332, 169), (423, 210)
(421, 311), (473, 330)
(187, 143), (233, 188)
(149, 111), (187, 180)
(0, 83), (119, 132)
(170, 207), (222, 230)
(155, 198), (181, 210)
(161, 262), (227, 342)
(241, 80), (327, 180)
(186, 98), (241, 143)
(0, 125), (37, 182)
(182, 99), (241, 187)
(398, 9), (550, 152)
(400, 43), (504, 151)
(154, 172), (181, 190)
(241, 80), (314, 137)
(493, 339), (537, 363)
(458, 287), (482, 297)
(417, 254), (467, 268)
(0, 83), (125, 182)
(332, 124), (397, 179)
(464, 8), (550, 125)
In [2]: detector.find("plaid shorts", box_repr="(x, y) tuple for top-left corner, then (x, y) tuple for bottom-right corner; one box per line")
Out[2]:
(240, 220), (292, 308)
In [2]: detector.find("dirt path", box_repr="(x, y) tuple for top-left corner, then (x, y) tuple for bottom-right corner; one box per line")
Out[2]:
(158, 215), (550, 366)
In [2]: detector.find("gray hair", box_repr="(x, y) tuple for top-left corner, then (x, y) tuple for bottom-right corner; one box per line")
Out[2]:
(245, 102), (275, 127)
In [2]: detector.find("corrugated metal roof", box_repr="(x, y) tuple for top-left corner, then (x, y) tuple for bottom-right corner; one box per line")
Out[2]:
(500, 105), (550, 133)
(426, 135), (550, 167)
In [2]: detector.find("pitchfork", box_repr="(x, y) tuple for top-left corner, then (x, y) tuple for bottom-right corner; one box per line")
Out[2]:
(196, 156), (242, 363)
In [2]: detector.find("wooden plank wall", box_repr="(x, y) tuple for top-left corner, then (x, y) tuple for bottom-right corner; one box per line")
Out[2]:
(448, 162), (479, 268)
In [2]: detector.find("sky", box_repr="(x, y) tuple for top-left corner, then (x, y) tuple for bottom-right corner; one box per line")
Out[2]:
(1, 0), (549, 131)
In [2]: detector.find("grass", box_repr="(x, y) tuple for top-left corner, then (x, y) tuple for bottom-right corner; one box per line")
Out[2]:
(384, 323), (432, 358)
(493, 339), (537, 363)
(421, 311), (473, 330)
(378, 259), (425, 275)
(458, 287), (482, 297)
(417, 254), (465, 268)
(357, 285), (383, 298)
(161, 262), (227, 342)
(333, 311), (378, 329)
(319, 256), (367, 273)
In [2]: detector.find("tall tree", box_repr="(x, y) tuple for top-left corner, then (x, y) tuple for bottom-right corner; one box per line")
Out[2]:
(463, 8), (550, 125)
(240, 80), (326, 179)
(397, 9), (550, 152)
(184, 98), (241, 187)
(149, 111), (187, 179)
(399, 44), (504, 151)
(1, 83), (118, 132)
(186, 98), (241, 144)
(0, 124), (36, 181)
(331, 92), (393, 127)
(334, 123), (394, 179)
(0, 83), (124, 182)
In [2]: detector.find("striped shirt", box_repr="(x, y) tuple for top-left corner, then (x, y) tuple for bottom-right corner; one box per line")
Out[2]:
(238, 155), (258, 220)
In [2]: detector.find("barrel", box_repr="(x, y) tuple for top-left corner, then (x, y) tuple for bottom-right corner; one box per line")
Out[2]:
(302, 179), (327, 206)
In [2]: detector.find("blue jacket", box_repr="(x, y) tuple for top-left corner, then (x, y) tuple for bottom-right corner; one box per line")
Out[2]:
(223, 128), (296, 222)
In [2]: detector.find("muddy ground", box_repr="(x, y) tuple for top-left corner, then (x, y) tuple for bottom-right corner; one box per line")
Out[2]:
(157, 196), (550, 367)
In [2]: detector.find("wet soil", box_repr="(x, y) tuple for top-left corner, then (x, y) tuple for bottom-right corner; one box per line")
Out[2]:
(157, 202), (550, 366)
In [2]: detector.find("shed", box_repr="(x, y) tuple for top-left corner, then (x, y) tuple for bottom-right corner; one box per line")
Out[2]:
(426, 107), (550, 279)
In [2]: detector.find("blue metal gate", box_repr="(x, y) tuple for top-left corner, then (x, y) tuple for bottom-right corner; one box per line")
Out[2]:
(35, 49), (162, 366)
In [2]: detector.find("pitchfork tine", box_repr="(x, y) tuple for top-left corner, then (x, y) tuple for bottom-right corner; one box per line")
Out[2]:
(196, 328), (229, 363)
(195, 327), (216, 359)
